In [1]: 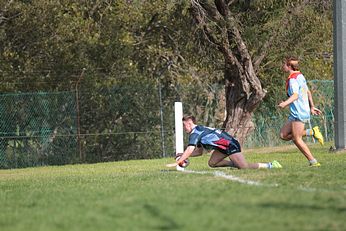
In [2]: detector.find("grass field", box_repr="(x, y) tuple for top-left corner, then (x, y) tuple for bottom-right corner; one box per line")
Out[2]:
(1, 142), (346, 231)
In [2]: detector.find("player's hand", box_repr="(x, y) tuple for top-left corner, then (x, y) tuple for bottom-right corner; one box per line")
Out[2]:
(277, 101), (286, 109)
(175, 153), (183, 158)
(311, 107), (322, 115)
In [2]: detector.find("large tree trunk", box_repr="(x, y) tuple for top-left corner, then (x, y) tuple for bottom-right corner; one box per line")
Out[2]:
(223, 62), (265, 145)
(190, 0), (268, 145)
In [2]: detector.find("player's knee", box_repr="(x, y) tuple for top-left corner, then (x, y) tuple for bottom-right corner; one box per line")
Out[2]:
(292, 136), (303, 142)
(208, 160), (218, 168)
(280, 132), (289, 141)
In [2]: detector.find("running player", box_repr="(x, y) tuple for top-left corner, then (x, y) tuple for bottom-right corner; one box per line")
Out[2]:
(278, 56), (323, 167)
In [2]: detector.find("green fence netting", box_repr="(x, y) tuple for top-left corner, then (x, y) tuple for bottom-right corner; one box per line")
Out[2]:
(246, 80), (334, 147)
(0, 80), (334, 169)
(0, 92), (78, 168)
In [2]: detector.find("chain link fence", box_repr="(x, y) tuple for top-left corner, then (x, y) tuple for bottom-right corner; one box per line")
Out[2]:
(0, 92), (78, 168)
(0, 80), (334, 168)
(245, 80), (334, 147)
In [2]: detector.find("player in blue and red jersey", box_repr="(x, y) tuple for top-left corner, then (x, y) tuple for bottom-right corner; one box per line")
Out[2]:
(278, 57), (323, 167)
(167, 115), (282, 169)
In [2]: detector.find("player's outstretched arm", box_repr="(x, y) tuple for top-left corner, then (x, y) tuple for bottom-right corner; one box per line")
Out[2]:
(166, 146), (195, 168)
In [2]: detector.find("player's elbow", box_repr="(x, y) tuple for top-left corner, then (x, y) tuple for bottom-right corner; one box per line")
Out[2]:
(292, 93), (299, 101)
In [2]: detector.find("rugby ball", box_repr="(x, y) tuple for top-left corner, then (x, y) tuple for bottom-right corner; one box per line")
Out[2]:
(175, 156), (190, 168)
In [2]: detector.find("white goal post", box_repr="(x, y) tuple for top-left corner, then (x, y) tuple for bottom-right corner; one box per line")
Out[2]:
(174, 102), (184, 155)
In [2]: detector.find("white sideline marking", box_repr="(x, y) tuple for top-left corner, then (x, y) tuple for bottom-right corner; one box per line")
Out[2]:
(213, 171), (263, 186)
(182, 169), (279, 187)
(173, 169), (335, 193)
(297, 186), (337, 193)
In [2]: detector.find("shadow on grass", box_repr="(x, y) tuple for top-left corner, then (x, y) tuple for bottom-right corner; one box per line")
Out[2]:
(259, 202), (346, 213)
(143, 203), (181, 230)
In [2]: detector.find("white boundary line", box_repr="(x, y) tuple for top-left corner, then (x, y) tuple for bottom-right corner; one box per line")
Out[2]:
(176, 169), (339, 193)
(182, 169), (279, 187)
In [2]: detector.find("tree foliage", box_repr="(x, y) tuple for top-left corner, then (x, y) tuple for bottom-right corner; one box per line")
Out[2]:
(0, 0), (333, 165)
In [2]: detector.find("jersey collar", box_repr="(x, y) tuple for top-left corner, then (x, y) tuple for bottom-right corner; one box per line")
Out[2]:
(286, 71), (301, 92)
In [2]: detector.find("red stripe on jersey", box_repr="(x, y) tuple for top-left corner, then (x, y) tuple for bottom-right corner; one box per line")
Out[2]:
(286, 71), (301, 93)
(213, 138), (230, 150)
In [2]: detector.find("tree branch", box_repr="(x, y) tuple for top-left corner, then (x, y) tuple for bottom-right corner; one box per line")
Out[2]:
(0, 0), (14, 25)
(226, 0), (238, 7)
(253, 6), (291, 72)
(253, 35), (274, 72)
(215, 0), (229, 17)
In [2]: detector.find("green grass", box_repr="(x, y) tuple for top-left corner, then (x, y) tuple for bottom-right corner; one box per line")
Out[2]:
(1, 142), (346, 231)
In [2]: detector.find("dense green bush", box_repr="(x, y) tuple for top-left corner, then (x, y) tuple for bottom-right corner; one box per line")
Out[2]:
(0, 0), (333, 168)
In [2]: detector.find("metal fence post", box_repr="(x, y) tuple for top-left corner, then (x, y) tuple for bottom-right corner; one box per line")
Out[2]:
(333, 0), (346, 150)
(158, 78), (166, 158)
(75, 68), (86, 161)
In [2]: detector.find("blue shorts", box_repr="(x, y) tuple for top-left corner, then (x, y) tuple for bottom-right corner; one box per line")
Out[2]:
(288, 115), (310, 124)
(213, 136), (242, 155)
(225, 138), (241, 155)
(204, 136), (241, 155)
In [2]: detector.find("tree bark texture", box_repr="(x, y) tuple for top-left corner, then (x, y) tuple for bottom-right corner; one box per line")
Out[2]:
(190, 0), (267, 145)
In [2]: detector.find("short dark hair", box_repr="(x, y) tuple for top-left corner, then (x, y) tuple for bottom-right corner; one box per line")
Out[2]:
(285, 56), (299, 71)
(182, 115), (196, 123)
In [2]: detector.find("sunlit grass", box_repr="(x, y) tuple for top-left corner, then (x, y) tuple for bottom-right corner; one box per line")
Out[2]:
(1, 142), (345, 231)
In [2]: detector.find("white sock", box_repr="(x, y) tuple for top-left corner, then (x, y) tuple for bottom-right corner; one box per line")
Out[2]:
(309, 159), (317, 164)
(306, 129), (313, 137)
(258, 163), (270, 169)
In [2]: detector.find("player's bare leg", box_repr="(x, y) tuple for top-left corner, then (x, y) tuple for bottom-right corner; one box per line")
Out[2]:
(208, 150), (282, 169)
(291, 121), (315, 161)
(208, 150), (258, 169)
(229, 152), (260, 169)
(190, 147), (203, 157)
(208, 150), (236, 167)
(280, 120), (293, 141)
(280, 120), (308, 141)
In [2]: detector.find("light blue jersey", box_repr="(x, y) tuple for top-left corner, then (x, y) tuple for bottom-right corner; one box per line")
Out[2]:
(287, 73), (310, 121)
